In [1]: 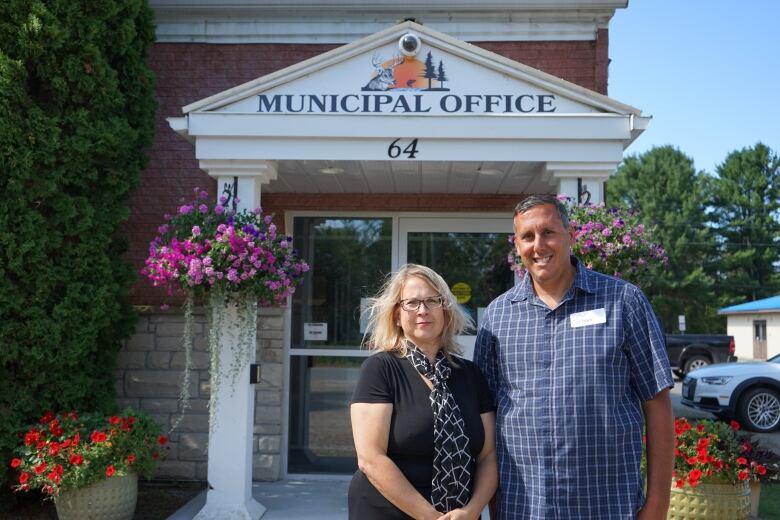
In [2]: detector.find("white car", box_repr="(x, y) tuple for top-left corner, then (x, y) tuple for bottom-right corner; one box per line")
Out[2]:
(681, 354), (780, 432)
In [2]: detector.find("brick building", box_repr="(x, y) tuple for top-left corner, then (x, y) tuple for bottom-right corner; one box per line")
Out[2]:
(118, 0), (647, 481)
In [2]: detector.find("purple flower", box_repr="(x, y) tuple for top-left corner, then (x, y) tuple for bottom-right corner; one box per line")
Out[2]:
(214, 205), (224, 215)
(157, 224), (169, 234)
(179, 205), (192, 215)
(199, 190), (208, 199)
(613, 218), (625, 228)
(601, 227), (612, 237)
(192, 226), (201, 237)
(622, 234), (632, 245)
(219, 195), (228, 204)
(253, 207), (263, 215)
(199, 204), (208, 214)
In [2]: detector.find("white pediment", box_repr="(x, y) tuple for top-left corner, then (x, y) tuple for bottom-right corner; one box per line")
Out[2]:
(182, 21), (640, 117)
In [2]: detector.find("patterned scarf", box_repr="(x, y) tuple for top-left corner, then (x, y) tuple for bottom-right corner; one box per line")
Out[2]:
(405, 343), (472, 512)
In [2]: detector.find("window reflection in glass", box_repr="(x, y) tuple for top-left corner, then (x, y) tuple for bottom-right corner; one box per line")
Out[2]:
(288, 356), (362, 474)
(292, 218), (392, 349)
(406, 232), (514, 327)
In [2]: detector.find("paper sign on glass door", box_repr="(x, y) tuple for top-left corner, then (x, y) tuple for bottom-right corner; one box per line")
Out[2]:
(304, 322), (328, 341)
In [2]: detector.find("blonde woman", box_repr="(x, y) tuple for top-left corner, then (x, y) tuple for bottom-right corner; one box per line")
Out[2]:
(348, 264), (497, 520)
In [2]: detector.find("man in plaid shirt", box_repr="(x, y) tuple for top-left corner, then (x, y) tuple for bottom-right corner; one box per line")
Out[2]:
(474, 195), (674, 519)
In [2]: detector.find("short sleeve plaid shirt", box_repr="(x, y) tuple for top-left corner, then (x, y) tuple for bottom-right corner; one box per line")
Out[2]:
(474, 257), (673, 519)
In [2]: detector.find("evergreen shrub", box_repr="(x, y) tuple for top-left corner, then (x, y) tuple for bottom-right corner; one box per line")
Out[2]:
(0, 0), (156, 500)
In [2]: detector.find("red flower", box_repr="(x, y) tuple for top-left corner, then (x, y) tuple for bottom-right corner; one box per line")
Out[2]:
(53, 464), (63, 475)
(24, 430), (40, 446)
(72, 432), (80, 445)
(47, 471), (60, 483)
(43, 485), (54, 495)
(686, 457), (697, 465)
(19, 472), (30, 484)
(48, 442), (60, 456)
(90, 430), (107, 443)
(737, 457), (748, 465)
(10, 458), (21, 469)
(105, 465), (116, 477)
(39, 411), (55, 424)
(61, 439), (71, 448)
(675, 479), (685, 488)
(69, 454), (84, 465)
(742, 441), (752, 452)
(696, 423), (705, 432)
(152, 452), (159, 460)
(49, 420), (63, 436)
(738, 469), (749, 481)
(757, 465), (767, 475)
(34, 462), (47, 475)
(697, 438), (709, 449)
(108, 416), (120, 425)
(730, 420), (741, 431)
(158, 435), (168, 445)
(127, 454), (136, 464)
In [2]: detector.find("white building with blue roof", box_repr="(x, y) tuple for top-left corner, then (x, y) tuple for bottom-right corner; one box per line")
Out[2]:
(719, 295), (780, 360)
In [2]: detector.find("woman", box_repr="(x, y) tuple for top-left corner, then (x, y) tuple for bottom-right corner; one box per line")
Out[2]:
(349, 264), (497, 520)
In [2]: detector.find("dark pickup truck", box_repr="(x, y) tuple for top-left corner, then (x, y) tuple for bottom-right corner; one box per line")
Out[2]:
(666, 334), (737, 376)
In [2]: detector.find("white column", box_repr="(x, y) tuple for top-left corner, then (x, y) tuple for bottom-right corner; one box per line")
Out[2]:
(545, 162), (617, 205)
(194, 302), (265, 520)
(193, 160), (277, 520)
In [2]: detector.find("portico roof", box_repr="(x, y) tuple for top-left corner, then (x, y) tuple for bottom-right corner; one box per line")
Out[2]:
(168, 20), (650, 196)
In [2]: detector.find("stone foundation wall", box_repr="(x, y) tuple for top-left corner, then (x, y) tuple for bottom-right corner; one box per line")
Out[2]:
(115, 306), (285, 481)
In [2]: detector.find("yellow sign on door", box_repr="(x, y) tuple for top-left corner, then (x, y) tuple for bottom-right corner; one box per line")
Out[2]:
(451, 282), (472, 304)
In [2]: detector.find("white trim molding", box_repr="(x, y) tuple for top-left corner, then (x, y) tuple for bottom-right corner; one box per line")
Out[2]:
(150, 1), (628, 43)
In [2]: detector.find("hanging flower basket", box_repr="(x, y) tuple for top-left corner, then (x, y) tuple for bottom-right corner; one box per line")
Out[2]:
(508, 195), (669, 285)
(142, 189), (309, 428)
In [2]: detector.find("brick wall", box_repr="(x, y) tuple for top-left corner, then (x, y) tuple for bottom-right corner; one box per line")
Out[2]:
(116, 306), (286, 481)
(262, 193), (524, 235)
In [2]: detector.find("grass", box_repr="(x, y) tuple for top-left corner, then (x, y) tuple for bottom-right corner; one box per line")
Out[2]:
(760, 482), (780, 519)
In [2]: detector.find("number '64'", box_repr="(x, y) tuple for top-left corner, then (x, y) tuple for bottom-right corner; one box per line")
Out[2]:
(387, 138), (419, 159)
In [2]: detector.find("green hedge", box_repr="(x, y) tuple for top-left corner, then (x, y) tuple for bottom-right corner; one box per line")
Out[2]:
(0, 0), (156, 500)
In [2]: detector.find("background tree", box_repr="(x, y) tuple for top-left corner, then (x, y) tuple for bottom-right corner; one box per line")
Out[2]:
(710, 143), (780, 304)
(0, 0), (156, 500)
(609, 146), (721, 333)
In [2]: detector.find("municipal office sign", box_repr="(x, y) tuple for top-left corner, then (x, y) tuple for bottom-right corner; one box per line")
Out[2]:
(257, 49), (558, 114)
(220, 35), (597, 117)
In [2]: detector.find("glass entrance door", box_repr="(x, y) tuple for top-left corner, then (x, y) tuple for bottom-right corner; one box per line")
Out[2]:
(287, 214), (515, 475)
(399, 217), (515, 359)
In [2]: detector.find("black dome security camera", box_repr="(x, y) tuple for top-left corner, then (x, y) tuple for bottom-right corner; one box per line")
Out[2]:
(399, 33), (421, 57)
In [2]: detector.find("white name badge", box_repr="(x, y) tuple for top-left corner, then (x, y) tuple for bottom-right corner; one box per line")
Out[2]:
(570, 308), (607, 328)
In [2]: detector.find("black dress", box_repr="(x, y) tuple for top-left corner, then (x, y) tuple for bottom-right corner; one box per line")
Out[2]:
(347, 351), (495, 519)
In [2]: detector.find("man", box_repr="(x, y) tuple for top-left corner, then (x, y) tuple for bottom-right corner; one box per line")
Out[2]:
(474, 194), (674, 519)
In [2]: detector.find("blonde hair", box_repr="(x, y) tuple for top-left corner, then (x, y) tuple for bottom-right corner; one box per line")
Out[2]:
(361, 264), (473, 360)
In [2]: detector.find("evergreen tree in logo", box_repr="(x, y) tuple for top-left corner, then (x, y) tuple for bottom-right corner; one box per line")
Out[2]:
(422, 51), (436, 89)
(437, 60), (448, 89)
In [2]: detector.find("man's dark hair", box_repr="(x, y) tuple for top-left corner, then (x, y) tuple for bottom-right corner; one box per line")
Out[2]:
(514, 194), (570, 228)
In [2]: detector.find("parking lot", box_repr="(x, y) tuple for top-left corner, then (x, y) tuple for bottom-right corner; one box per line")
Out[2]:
(671, 377), (780, 453)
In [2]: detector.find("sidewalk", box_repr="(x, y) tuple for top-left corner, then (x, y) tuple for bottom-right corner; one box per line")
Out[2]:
(167, 479), (350, 520)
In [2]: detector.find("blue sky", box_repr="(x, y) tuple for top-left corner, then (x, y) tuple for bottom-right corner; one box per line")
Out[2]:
(609, 1), (779, 174)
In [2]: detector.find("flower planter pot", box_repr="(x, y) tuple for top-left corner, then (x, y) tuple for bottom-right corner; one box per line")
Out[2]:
(667, 480), (750, 520)
(55, 473), (138, 520)
(750, 481), (760, 518)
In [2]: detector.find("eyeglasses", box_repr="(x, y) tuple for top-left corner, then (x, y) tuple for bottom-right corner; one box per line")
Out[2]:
(398, 296), (445, 312)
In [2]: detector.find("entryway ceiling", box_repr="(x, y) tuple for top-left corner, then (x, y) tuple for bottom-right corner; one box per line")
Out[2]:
(265, 160), (548, 193)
